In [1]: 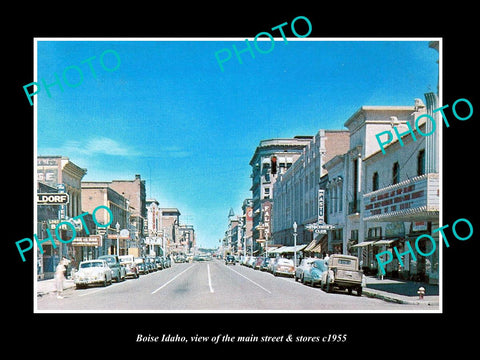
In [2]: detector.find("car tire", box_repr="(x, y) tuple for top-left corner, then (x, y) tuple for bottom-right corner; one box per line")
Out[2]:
(102, 276), (107, 287)
(326, 276), (332, 293)
(357, 287), (363, 296)
(302, 275), (306, 284)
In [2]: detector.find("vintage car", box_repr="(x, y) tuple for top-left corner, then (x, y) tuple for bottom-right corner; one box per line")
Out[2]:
(260, 257), (272, 271)
(119, 255), (139, 278)
(321, 254), (365, 296)
(74, 260), (113, 288)
(294, 258), (316, 282)
(272, 257), (295, 277)
(134, 257), (148, 274)
(98, 255), (126, 282)
(225, 255), (236, 265)
(254, 256), (264, 270)
(301, 259), (328, 287)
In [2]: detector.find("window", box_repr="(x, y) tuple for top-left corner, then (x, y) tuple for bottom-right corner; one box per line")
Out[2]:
(333, 228), (343, 240)
(350, 229), (358, 241)
(392, 162), (400, 185)
(417, 149), (425, 176)
(368, 227), (382, 239)
(372, 172), (379, 191)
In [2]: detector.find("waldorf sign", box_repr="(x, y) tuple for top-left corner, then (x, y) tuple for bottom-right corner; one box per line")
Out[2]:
(37, 193), (70, 205)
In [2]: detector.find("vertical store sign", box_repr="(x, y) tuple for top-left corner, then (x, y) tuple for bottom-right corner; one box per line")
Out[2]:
(318, 189), (325, 225)
(263, 201), (272, 237)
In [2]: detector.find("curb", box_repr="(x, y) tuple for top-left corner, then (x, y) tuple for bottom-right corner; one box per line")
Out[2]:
(363, 287), (439, 306)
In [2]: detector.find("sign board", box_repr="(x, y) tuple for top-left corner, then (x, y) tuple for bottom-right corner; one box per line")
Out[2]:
(107, 234), (130, 240)
(305, 223), (335, 232)
(362, 174), (438, 221)
(145, 236), (162, 245)
(262, 201), (272, 237)
(72, 235), (102, 247)
(318, 189), (325, 224)
(37, 193), (69, 205)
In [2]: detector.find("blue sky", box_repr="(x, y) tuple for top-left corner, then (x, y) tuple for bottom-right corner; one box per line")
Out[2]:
(36, 39), (439, 248)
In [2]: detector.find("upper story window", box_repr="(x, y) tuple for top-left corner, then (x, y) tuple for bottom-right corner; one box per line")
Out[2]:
(417, 149), (425, 176)
(392, 162), (400, 185)
(372, 172), (379, 191)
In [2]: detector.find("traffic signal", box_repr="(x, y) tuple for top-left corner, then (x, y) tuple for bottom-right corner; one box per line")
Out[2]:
(271, 155), (277, 175)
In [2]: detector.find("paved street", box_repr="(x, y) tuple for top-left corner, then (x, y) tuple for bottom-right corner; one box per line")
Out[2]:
(36, 259), (437, 312)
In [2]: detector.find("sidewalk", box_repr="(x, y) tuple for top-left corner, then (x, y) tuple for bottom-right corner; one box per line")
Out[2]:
(363, 276), (440, 306)
(36, 278), (75, 297)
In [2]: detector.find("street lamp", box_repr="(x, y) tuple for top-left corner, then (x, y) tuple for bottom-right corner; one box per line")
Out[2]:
(115, 222), (120, 256)
(293, 221), (298, 268)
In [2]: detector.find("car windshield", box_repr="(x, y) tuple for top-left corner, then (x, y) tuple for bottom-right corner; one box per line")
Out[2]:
(80, 261), (103, 268)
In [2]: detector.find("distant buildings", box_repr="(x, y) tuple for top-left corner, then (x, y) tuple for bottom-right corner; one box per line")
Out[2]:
(36, 161), (194, 279)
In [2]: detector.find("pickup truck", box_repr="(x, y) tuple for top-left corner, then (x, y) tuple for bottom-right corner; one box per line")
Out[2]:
(321, 254), (365, 296)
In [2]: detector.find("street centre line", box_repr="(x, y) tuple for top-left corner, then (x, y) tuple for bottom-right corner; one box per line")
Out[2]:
(224, 265), (271, 294)
(151, 264), (196, 295)
(207, 264), (214, 293)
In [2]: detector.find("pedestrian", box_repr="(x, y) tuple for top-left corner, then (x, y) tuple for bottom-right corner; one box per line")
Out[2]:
(55, 257), (69, 299)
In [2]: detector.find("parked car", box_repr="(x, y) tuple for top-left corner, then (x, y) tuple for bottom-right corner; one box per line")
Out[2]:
(267, 257), (276, 273)
(225, 255), (236, 265)
(98, 255), (126, 282)
(247, 256), (257, 268)
(74, 260), (112, 288)
(321, 254), (365, 296)
(272, 257), (295, 277)
(134, 257), (148, 275)
(175, 254), (187, 263)
(254, 256), (264, 270)
(155, 256), (164, 270)
(302, 259), (328, 287)
(119, 255), (139, 279)
(260, 257), (272, 271)
(161, 256), (172, 268)
(295, 258), (316, 282)
(146, 257), (157, 271)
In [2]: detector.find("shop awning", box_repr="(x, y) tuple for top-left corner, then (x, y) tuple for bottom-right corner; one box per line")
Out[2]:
(372, 239), (398, 246)
(351, 240), (376, 248)
(310, 242), (323, 253)
(269, 244), (307, 254)
(304, 238), (318, 252)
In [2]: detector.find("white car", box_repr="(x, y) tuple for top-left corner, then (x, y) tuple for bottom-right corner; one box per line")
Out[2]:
(272, 258), (295, 277)
(119, 255), (139, 278)
(74, 260), (113, 288)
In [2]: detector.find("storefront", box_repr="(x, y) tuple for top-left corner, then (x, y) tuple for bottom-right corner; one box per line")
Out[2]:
(362, 173), (440, 283)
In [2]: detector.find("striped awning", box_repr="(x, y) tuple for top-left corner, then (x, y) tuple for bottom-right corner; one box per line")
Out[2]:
(351, 240), (376, 248)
